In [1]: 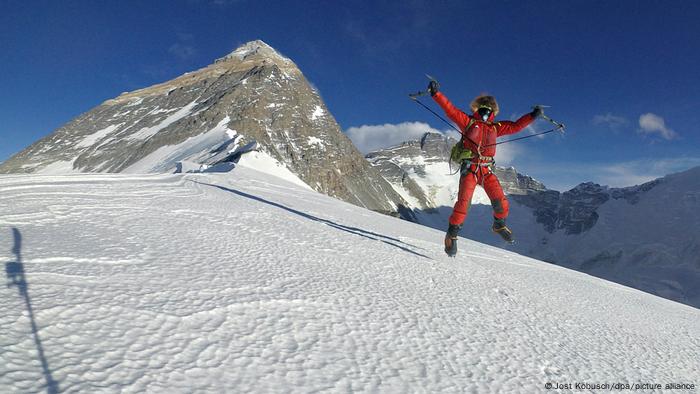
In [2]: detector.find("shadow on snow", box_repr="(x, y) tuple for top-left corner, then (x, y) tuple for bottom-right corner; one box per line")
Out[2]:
(5, 228), (59, 394)
(193, 181), (433, 260)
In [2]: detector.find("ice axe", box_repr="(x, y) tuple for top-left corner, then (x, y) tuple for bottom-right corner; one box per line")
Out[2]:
(407, 75), (465, 136)
(532, 105), (566, 132)
(408, 74), (438, 100)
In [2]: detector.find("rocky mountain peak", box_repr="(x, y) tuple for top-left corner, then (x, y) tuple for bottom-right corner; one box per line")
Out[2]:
(570, 182), (607, 193)
(0, 40), (408, 216)
(513, 176), (666, 235)
(419, 132), (450, 149)
(107, 41), (299, 106)
(216, 40), (289, 63)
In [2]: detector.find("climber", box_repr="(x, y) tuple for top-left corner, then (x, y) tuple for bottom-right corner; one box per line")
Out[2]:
(427, 80), (542, 256)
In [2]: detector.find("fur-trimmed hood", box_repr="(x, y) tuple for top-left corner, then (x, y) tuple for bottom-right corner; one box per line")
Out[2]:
(470, 95), (499, 116)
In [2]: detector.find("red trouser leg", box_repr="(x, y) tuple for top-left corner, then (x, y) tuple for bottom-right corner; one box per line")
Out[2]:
(482, 172), (509, 220)
(449, 170), (478, 225)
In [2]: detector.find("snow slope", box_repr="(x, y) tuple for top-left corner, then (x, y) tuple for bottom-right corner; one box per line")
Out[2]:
(1, 170), (698, 392)
(367, 133), (700, 308)
(446, 168), (700, 309)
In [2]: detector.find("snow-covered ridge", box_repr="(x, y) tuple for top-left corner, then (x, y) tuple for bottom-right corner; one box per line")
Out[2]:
(1, 170), (697, 392)
(105, 40), (297, 106)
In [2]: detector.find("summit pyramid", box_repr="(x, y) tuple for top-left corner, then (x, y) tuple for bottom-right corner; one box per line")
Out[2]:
(0, 40), (409, 215)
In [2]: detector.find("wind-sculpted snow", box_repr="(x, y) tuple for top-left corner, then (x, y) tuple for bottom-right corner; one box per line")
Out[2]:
(1, 170), (698, 392)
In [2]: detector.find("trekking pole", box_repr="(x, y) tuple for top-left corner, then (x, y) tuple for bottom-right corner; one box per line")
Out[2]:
(408, 75), (438, 100)
(408, 94), (461, 134)
(542, 114), (566, 131)
(533, 105), (566, 131)
(485, 108), (566, 147)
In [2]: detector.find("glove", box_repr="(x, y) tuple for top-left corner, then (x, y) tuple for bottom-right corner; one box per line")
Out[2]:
(531, 106), (543, 118)
(428, 80), (440, 96)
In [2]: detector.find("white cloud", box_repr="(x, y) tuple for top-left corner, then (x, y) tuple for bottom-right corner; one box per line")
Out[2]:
(345, 122), (442, 153)
(593, 113), (629, 130)
(638, 113), (678, 140)
(493, 143), (521, 166)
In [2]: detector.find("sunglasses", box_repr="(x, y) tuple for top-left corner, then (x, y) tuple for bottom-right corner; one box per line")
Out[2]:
(477, 106), (493, 119)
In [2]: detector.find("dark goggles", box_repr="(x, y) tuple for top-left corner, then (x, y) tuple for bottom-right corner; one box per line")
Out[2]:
(477, 106), (493, 120)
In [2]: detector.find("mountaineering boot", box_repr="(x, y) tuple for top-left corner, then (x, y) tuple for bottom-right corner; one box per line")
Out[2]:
(492, 217), (514, 244)
(444, 224), (462, 257)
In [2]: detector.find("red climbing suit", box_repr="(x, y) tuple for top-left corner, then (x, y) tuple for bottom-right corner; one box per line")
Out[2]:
(432, 92), (535, 226)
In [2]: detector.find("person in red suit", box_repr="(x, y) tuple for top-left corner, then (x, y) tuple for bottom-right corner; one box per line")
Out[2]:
(428, 80), (542, 256)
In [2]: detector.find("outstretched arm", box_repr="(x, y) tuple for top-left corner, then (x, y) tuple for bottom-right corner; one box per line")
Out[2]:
(496, 113), (536, 137)
(432, 92), (471, 130)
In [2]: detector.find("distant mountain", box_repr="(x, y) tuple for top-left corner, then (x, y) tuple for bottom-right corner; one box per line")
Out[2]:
(508, 167), (700, 308)
(0, 40), (408, 216)
(366, 132), (546, 210)
(366, 133), (700, 308)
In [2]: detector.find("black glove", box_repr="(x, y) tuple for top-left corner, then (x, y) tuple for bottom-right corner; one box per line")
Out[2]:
(428, 80), (440, 96)
(531, 106), (543, 118)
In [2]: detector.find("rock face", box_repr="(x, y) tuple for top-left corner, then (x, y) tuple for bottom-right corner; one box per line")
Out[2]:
(365, 133), (450, 210)
(0, 40), (407, 215)
(513, 179), (663, 234)
(494, 166), (548, 196)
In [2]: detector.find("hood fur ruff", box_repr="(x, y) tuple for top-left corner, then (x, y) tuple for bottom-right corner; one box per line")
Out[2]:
(470, 95), (499, 116)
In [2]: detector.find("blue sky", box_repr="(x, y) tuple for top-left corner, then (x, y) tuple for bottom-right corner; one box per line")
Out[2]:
(2, 0), (699, 190)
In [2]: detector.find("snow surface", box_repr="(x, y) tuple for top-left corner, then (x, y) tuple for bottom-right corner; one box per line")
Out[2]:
(1, 170), (698, 392)
(123, 116), (233, 174)
(236, 151), (310, 190)
(34, 160), (78, 175)
(75, 124), (122, 148)
(311, 105), (325, 121)
(381, 155), (490, 209)
(124, 97), (144, 107)
(420, 167), (700, 308)
(306, 136), (325, 149)
(127, 101), (198, 141)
